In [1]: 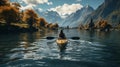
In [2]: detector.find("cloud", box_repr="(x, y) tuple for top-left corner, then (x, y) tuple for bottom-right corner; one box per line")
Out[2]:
(49, 3), (83, 18)
(36, 8), (43, 12)
(47, 2), (53, 5)
(23, 0), (48, 4)
(20, 0), (52, 10)
(22, 0), (53, 5)
(20, 5), (43, 12)
(20, 4), (35, 10)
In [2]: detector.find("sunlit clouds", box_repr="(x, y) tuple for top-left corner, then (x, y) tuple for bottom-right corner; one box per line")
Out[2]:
(20, 0), (53, 10)
(20, 4), (35, 10)
(22, 0), (52, 5)
(49, 4), (83, 18)
(23, 0), (48, 5)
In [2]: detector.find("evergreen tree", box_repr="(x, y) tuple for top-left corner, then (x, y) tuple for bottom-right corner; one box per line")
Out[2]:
(88, 18), (94, 30)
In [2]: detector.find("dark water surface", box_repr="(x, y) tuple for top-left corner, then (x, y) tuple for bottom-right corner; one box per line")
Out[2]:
(0, 29), (120, 67)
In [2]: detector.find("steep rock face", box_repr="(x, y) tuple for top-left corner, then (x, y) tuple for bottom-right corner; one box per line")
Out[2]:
(60, 5), (94, 27)
(88, 0), (120, 24)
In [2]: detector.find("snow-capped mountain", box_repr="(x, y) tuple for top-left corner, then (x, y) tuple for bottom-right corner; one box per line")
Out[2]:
(60, 5), (94, 27)
(35, 10), (62, 23)
(10, 0), (94, 27)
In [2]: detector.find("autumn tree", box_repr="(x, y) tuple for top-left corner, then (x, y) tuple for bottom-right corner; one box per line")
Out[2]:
(0, 6), (20, 25)
(46, 23), (59, 29)
(45, 23), (51, 28)
(23, 9), (38, 28)
(100, 20), (112, 31)
(95, 20), (112, 31)
(11, 2), (21, 9)
(0, 0), (10, 6)
(52, 23), (59, 28)
(45, 23), (52, 28)
(38, 17), (48, 27)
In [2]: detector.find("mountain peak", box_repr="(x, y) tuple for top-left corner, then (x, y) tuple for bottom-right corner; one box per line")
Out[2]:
(85, 5), (90, 8)
(84, 5), (94, 10)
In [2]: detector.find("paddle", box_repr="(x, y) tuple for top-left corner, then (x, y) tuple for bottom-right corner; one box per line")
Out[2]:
(46, 37), (55, 40)
(45, 36), (80, 40)
(69, 37), (80, 40)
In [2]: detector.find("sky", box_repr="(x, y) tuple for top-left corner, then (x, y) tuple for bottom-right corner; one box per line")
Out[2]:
(10, 0), (104, 18)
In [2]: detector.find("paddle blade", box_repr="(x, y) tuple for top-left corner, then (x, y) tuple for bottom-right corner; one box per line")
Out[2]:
(46, 37), (55, 40)
(71, 37), (80, 40)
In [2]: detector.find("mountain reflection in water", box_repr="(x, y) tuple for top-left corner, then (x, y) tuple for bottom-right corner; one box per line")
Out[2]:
(0, 29), (120, 67)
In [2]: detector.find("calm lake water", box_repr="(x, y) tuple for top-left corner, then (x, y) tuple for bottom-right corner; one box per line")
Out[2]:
(0, 29), (120, 67)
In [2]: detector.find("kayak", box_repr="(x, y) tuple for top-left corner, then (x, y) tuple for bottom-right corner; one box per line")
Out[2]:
(56, 38), (68, 44)
(56, 38), (68, 50)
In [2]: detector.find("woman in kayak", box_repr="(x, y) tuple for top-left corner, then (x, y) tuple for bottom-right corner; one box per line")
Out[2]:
(59, 30), (66, 39)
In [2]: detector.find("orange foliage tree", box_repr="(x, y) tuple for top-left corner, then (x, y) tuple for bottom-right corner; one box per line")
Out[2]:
(95, 20), (112, 31)
(38, 17), (48, 27)
(11, 2), (21, 9)
(0, 6), (20, 25)
(46, 23), (59, 29)
(22, 9), (39, 28)
(51, 23), (59, 28)
(0, 0), (10, 6)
